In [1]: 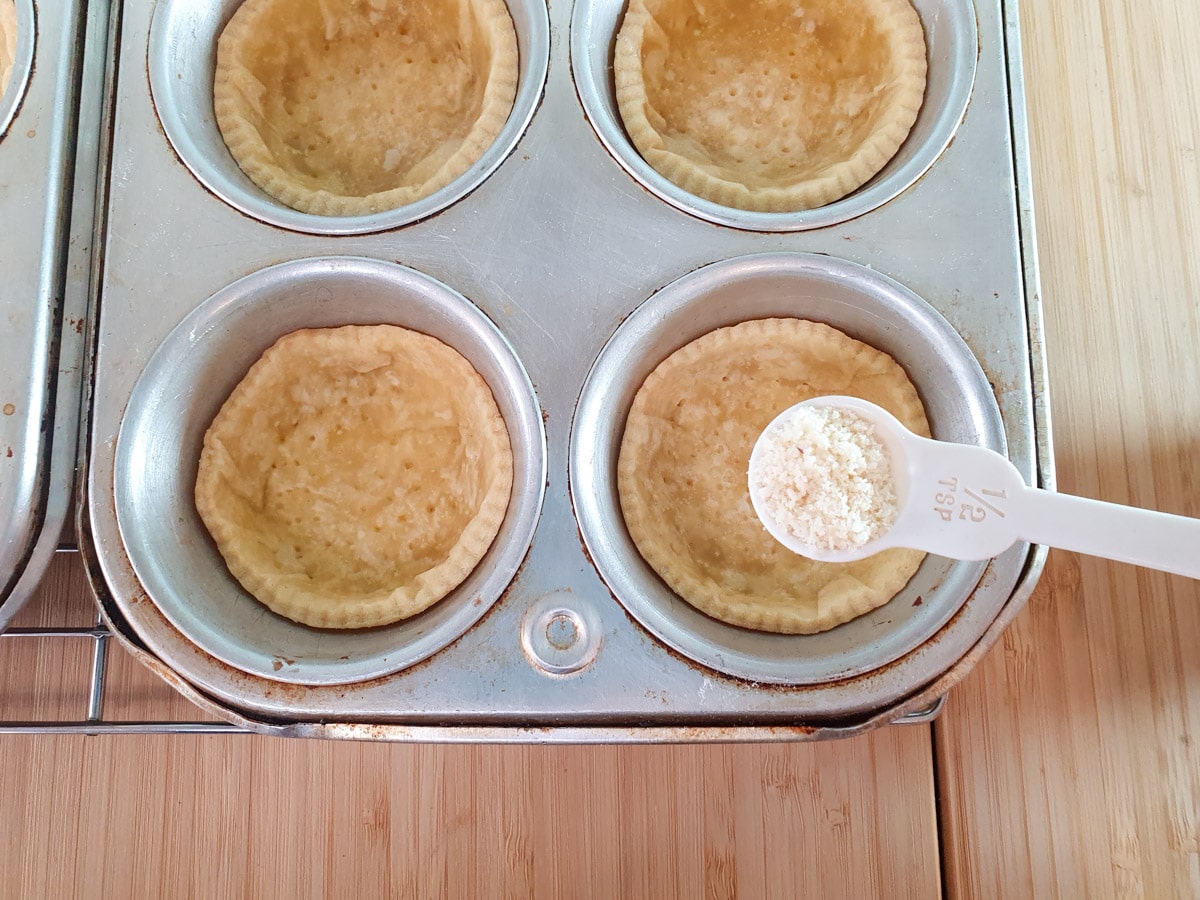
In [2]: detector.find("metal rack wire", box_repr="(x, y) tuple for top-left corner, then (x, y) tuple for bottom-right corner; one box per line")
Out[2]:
(0, 550), (246, 735)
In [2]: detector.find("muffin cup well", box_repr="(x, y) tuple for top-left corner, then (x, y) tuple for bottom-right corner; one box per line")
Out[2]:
(114, 257), (546, 686)
(0, 0), (35, 140)
(570, 252), (1004, 685)
(148, 0), (549, 235)
(571, 0), (978, 231)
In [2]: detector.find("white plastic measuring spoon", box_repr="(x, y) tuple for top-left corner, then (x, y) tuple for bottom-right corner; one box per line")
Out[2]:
(748, 396), (1200, 578)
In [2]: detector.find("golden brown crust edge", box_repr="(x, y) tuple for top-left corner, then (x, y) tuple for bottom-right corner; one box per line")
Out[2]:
(614, 0), (928, 213)
(616, 319), (929, 634)
(213, 0), (519, 217)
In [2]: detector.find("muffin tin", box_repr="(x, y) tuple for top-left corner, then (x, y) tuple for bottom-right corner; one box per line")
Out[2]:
(0, 0), (94, 629)
(80, 0), (1051, 738)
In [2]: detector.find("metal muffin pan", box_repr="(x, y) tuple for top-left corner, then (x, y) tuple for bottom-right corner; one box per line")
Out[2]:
(572, 0), (978, 231)
(148, 0), (550, 235)
(83, 0), (1049, 735)
(0, 0), (94, 628)
(572, 253), (1004, 686)
(114, 257), (546, 686)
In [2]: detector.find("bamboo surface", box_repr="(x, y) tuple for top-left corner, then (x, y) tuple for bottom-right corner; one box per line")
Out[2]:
(934, 0), (1200, 895)
(2, 0), (1199, 895)
(0, 559), (941, 898)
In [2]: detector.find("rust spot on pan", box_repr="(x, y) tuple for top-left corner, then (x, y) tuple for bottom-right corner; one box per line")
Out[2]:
(670, 723), (821, 741)
(573, 488), (1007, 707)
(845, 564), (1002, 700)
(109, 527), (538, 719)
(381, 547), (535, 683)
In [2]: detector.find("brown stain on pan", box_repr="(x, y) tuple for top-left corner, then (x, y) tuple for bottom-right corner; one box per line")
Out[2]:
(665, 723), (821, 741)
(842, 563), (1002, 701)
(213, 537), (535, 709)
(575, 498), (1002, 706)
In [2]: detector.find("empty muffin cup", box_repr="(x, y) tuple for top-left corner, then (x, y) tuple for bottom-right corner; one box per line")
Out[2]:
(570, 252), (1005, 685)
(114, 257), (546, 685)
(148, 0), (550, 234)
(571, 0), (977, 231)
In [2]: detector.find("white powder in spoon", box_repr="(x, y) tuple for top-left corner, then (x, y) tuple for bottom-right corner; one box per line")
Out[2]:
(751, 406), (898, 552)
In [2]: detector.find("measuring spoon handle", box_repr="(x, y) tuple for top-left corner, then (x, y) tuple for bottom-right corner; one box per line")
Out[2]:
(1016, 488), (1200, 579)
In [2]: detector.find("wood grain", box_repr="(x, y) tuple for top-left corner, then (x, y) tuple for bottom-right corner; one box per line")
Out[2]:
(1, 556), (941, 898)
(0, 554), (217, 724)
(935, 0), (1200, 896)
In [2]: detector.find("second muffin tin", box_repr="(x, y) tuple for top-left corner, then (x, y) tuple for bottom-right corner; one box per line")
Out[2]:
(0, 0), (94, 629)
(81, 0), (1050, 738)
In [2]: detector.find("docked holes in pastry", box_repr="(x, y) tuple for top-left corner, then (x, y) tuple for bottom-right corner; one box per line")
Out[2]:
(214, 0), (519, 216)
(614, 0), (927, 212)
(617, 318), (929, 634)
(195, 325), (514, 629)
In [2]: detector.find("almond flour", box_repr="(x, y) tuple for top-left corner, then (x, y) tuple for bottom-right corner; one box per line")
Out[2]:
(752, 405), (897, 551)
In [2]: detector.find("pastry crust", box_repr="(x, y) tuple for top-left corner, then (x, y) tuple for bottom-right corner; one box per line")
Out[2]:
(1, 0), (17, 98)
(614, 0), (927, 212)
(195, 325), (514, 629)
(617, 318), (930, 634)
(214, 0), (519, 216)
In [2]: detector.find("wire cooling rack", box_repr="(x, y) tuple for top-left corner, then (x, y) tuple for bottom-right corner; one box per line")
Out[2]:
(0, 549), (246, 735)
